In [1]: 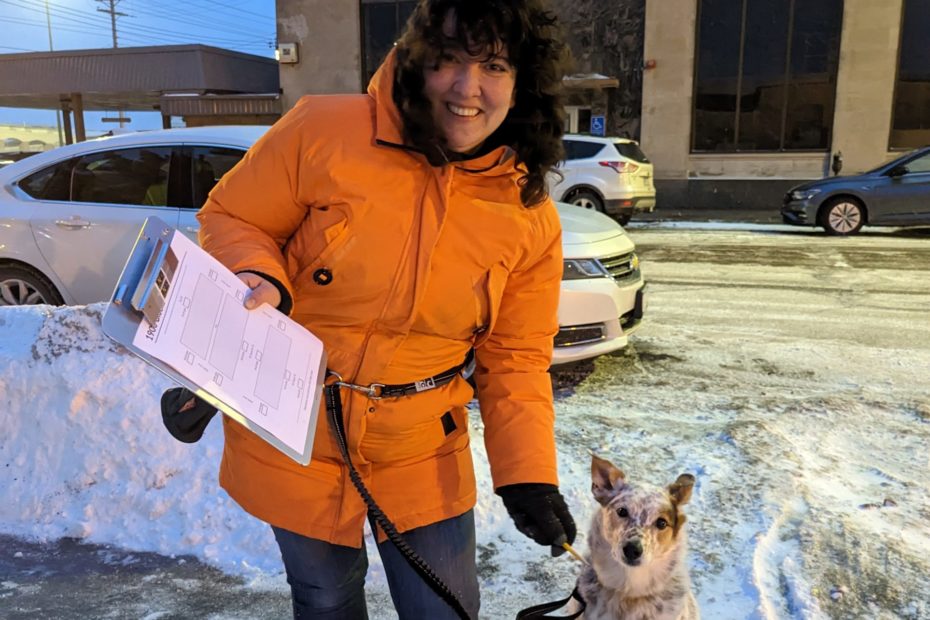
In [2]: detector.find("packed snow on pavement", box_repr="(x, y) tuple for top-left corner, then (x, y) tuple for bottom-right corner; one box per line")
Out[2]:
(1, 222), (928, 619)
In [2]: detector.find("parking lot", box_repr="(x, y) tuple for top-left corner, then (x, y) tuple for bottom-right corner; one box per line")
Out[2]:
(2, 222), (929, 619)
(542, 222), (930, 619)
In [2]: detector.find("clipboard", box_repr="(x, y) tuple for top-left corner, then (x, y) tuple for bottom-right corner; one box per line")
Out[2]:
(102, 216), (326, 465)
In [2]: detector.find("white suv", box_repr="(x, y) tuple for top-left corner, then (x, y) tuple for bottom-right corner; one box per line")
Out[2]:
(549, 135), (656, 225)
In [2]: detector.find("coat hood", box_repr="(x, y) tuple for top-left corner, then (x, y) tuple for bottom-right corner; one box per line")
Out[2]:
(366, 49), (521, 177)
(367, 48), (407, 147)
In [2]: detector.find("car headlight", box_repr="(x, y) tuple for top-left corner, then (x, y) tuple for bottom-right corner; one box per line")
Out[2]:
(563, 258), (608, 280)
(790, 188), (821, 201)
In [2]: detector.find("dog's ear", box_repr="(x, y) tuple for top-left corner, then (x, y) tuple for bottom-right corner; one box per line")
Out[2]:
(668, 473), (695, 506)
(591, 455), (625, 505)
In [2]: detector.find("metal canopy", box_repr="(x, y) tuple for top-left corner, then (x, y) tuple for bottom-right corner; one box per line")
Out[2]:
(0, 44), (279, 111)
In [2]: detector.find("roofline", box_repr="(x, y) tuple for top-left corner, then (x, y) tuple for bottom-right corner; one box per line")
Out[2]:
(0, 44), (275, 64)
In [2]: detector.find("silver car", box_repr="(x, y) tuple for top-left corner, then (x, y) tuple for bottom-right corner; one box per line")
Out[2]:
(0, 127), (645, 364)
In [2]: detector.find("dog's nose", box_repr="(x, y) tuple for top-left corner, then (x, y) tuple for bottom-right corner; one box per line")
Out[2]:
(622, 540), (643, 563)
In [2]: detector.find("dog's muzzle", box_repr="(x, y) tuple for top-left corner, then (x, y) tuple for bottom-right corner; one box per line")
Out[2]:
(622, 539), (643, 565)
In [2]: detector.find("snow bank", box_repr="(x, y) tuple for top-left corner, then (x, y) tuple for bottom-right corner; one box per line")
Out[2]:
(0, 304), (282, 576)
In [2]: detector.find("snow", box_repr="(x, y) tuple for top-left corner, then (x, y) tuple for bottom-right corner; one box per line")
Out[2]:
(2, 224), (929, 619)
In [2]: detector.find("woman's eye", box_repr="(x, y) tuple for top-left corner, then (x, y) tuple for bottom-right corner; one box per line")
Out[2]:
(617, 507), (629, 518)
(655, 518), (668, 530)
(486, 62), (508, 73)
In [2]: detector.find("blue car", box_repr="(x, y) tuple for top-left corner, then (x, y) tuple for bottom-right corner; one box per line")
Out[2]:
(781, 146), (930, 235)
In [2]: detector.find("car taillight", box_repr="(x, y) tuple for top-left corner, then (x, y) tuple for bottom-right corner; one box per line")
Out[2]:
(598, 161), (639, 174)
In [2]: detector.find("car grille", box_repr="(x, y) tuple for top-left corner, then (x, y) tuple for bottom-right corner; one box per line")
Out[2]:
(554, 322), (606, 348)
(597, 252), (638, 282)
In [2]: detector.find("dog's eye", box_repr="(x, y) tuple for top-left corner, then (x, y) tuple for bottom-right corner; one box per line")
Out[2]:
(655, 518), (669, 530)
(616, 507), (629, 518)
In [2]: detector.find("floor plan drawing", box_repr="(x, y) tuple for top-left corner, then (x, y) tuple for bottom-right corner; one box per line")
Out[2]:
(129, 229), (326, 464)
(255, 325), (291, 410)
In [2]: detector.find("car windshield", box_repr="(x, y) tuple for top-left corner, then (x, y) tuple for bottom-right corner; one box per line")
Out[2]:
(612, 141), (649, 164)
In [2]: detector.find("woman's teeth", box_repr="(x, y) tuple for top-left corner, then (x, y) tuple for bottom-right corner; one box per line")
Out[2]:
(448, 104), (480, 117)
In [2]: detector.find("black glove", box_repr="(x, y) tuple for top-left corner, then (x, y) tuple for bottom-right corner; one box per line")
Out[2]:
(497, 483), (577, 557)
(160, 387), (218, 443)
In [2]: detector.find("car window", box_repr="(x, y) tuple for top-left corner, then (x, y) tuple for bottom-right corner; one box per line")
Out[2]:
(191, 146), (246, 208)
(71, 147), (173, 206)
(612, 142), (650, 164)
(18, 158), (75, 201)
(905, 152), (930, 174)
(564, 140), (604, 161)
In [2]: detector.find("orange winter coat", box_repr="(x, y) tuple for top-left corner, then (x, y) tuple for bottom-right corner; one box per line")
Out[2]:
(197, 53), (563, 547)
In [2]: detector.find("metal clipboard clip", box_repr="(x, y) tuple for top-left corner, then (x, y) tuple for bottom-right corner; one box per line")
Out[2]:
(111, 219), (176, 326)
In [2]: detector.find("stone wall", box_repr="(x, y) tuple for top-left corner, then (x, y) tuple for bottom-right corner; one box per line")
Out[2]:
(552, 0), (645, 139)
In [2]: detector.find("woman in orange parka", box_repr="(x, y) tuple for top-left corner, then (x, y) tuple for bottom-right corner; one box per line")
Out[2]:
(196, 1), (575, 617)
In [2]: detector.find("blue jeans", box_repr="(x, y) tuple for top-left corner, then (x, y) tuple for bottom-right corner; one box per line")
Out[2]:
(272, 510), (480, 620)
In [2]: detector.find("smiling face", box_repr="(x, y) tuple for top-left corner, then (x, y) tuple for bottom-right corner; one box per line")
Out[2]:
(422, 13), (517, 155)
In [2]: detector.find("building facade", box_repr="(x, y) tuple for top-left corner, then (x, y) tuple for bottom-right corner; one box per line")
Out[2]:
(276, 0), (929, 209)
(642, 0), (928, 209)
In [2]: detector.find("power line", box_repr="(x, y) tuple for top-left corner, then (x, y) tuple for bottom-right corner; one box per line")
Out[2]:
(200, 0), (271, 20)
(3, 0), (274, 47)
(125, 0), (271, 37)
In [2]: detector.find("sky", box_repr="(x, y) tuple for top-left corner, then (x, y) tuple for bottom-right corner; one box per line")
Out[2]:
(0, 0), (276, 133)
(2, 222), (929, 618)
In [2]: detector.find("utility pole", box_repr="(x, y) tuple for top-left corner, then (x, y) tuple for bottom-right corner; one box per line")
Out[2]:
(96, 0), (129, 127)
(44, 0), (64, 146)
(95, 0), (127, 48)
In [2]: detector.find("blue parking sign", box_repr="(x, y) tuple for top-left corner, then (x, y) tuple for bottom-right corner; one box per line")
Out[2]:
(590, 115), (606, 136)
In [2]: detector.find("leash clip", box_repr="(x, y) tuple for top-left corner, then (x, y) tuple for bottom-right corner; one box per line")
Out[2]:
(325, 371), (385, 400)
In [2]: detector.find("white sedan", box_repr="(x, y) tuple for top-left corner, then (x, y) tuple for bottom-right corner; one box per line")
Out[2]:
(0, 127), (644, 364)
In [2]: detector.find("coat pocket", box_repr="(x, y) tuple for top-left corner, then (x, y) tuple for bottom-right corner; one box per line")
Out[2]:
(288, 207), (352, 285)
(473, 264), (508, 349)
(360, 400), (469, 464)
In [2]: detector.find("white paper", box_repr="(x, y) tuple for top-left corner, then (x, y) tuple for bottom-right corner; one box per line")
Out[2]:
(131, 231), (324, 456)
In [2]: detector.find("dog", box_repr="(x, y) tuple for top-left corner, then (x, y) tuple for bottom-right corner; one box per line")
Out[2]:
(571, 455), (699, 620)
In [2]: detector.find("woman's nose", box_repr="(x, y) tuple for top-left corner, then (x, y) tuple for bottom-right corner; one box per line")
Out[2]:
(451, 63), (482, 97)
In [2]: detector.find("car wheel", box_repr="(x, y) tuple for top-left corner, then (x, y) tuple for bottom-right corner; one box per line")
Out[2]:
(819, 198), (865, 236)
(615, 212), (632, 226)
(566, 189), (604, 212)
(0, 264), (64, 306)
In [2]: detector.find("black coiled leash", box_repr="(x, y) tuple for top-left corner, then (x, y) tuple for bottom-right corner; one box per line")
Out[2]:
(324, 365), (473, 620)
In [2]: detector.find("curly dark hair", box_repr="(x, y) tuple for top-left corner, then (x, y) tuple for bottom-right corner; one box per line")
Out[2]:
(393, 0), (569, 207)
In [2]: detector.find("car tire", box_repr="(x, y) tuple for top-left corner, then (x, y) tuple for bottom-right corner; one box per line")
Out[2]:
(616, 212), (632, 226)
(565, 189), (604, 212)
(819, 198), (865, 236)
(0, 264), (65, 306)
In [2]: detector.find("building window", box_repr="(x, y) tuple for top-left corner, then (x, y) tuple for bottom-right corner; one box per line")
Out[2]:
(891, 0), (930, 150)
(360, 0), (417, 88)
(692, 0), (844, 152)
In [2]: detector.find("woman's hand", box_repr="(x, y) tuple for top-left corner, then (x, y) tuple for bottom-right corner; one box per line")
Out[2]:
(238, 272), (282, 310)
(496, 483), (577, 556)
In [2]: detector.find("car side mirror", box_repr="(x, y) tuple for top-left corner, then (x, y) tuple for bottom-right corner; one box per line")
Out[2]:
(888, 165), (909, 178)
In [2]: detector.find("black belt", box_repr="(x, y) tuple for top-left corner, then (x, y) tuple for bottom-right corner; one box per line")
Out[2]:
(327, 349), (475, 400)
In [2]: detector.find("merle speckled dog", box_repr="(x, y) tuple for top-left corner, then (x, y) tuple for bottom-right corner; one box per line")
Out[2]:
(572, 455), (699, 620)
